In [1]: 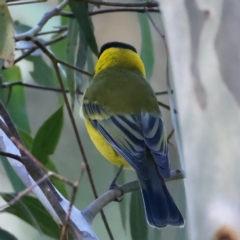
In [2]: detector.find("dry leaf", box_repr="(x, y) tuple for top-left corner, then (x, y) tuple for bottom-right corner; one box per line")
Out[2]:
(0, 0), (15, 68)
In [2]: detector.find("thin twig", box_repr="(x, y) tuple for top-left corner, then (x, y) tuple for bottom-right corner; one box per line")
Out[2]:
(14, 0), (69, 40)
(1, 145), (76, 188)
(60, 164), (85, 240)
(31, 39), (113, 239)
(145, 6), (168, 56)
(155, 90), (173, 95)
(167, 129), (176, 148)
(57, 59), (93, 77)
(78, 0), (158, 8)
(15, 32), (67, 47)
(1, 81), (168, 98)
(14, 32), (68, 64)
(158, 101), (177, 114)
(0, 173), (51, 211)
(60, 7), (159, 18)
(167, 129), (174, 143)
(1, 81), (70, 93)
(7, 0), (46, 6)
(14, 48), (36, 64)
(36, 27), (67, 36)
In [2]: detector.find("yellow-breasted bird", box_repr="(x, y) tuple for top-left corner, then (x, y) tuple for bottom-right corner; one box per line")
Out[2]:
(80, 42), (184, 228)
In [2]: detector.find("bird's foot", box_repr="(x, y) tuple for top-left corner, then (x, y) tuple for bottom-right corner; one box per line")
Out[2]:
(108, 165), (124, 202)
(109, 183), (123, 202)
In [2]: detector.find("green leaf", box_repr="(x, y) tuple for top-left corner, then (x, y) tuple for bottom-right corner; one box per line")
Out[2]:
(2, 194), (60, 239)
(68, 1), (98, 56)
(32, 106), (63, 159)
(0, 66), (30, 133)
(26, 55), (58, 87)
(138, 13), (154, 81)
(31, 106), (68, 198)
(13, 21), (31, 34)
(50, 35), (67, 62)
(66, 19), (79, 108)
(0, 0), (14, 68)
(0, 156), (25, 192)
(130, 190), (148, 240)
(18, 128), (33, 151)
(0, 228), (18, 240)
(87, 47), (95, 76)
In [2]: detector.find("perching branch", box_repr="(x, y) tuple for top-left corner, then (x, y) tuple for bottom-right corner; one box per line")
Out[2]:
(82, 169), (185, 222)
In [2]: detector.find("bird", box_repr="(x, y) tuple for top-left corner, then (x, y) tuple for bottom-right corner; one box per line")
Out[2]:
(80, 41), (184, 228)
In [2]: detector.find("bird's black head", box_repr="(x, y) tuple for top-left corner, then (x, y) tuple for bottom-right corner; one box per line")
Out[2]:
(98, 42), (137, 58)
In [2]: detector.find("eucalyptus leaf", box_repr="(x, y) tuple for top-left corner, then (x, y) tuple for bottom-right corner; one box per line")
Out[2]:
(87, 47), (95, 77)
(0, 228), (18, 240)
(75, 30), (88, 96)
(66, 19), (79, 108)
(50, 35), (67, 62)
(0, 0), (14, 68)
(31, 106), (63, 160)
(13, 21), (31, 34)
(18, 128), (33, 151)
(27, 55), (59, 87)
(138, 13), (154, 81)
(0, 156), (25, 192)
(2, 194), (60, 239)
(0, 66), (30, 133)
(130, 190), (148, 240)
(68, 0), (98, 56)
(31, 106), (68, 198)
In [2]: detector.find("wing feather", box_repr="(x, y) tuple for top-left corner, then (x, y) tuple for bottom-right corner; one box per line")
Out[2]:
(82, 102), (171, 179)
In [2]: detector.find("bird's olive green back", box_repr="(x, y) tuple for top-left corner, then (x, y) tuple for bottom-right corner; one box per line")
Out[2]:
(83, 66), (160, 116)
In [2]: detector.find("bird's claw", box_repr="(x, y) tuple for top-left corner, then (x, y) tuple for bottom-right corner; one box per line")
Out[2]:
(109, 183), (123, 202)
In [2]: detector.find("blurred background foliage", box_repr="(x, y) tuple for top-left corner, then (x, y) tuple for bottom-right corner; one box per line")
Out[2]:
(0, 0), (186, 239)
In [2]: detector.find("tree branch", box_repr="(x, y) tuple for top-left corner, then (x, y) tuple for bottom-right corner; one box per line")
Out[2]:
(82, 169), (185, 222)
(14, 0), (69, 40)
(0, 112), (83, 239)
(14, 32), (68, 64)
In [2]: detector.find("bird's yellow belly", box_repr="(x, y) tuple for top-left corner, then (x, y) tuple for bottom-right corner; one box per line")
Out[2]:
(85, 120), (130, 168)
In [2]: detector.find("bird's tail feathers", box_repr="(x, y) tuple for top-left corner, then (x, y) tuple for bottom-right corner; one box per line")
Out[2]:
(137, 159), (184, 228)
